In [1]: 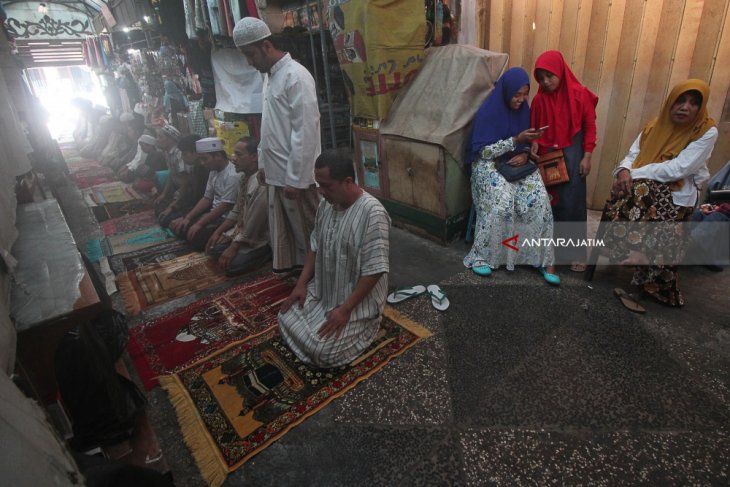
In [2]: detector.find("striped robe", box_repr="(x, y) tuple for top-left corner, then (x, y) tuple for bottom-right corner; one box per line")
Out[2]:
(278, 192), (390, 368)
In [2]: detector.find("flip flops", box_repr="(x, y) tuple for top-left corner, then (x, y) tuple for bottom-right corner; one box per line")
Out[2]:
(387, 285), (426, 304)
(613, 287), (646, 313)
(427, 284), (450, 311)
(387, 284), (451, 311)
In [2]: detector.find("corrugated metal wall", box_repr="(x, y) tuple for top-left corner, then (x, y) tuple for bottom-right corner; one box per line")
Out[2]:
(477, 0), (730, 209)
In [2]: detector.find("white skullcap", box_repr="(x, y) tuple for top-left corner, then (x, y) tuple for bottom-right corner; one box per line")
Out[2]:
(233, 17), (271, 47)
(196, 137), (225, 153)
(138, 134), (156, 146)
(158, 124), (181, 142)
(120, 112), (135, 123)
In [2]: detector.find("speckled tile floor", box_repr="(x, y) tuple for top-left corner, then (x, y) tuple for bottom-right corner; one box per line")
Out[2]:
(55, 172), (730, 486)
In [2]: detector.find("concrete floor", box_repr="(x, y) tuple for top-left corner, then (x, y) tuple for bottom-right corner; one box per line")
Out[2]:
(52, 172), (730, 486)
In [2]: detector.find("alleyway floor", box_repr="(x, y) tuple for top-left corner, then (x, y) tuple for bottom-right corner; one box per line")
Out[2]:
(53, 172), (730, 486)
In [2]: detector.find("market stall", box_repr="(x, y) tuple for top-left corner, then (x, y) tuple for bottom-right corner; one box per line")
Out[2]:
(371, 44), (508, 241)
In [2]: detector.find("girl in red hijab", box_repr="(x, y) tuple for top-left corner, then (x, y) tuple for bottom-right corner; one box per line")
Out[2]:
(531, 50), (598, 272)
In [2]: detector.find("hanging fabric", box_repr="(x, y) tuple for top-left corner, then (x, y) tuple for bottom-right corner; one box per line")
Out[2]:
(93, 38), (103, 68)
(100, 35), (113, 68)
(229, 0), (241, 23)
(82, 40), (91, 67)
(222, 0), (235, 34)
(194, 0), (207, 31)
(218, 0), (229, 36)
(183, 0), (197, 39)
(207, 0), (221, 35)
(245, 0), (259, 19)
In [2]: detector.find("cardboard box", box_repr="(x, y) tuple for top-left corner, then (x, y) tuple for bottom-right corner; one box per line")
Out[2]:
(214, 119), (252, 158)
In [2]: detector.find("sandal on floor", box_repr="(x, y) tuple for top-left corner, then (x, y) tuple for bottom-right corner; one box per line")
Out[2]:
(145, 450), (163, 464)
(387, 285), (426, 304)
(570, 262), (587, 272)
(427, 285), (450, 311)
(613, 287), (646, 313)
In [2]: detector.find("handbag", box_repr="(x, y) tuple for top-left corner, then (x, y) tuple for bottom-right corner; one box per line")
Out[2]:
(537, 149), (570, 187)
(495, 149), (538, 182)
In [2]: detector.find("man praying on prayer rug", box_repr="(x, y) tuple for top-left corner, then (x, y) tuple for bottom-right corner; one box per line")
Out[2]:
(117, 134), (166, 192)
(278, 149), (391, 368)
(157, 133), (209, 228)
(206, 136), (271, 276)
(169, 137), (240, 251)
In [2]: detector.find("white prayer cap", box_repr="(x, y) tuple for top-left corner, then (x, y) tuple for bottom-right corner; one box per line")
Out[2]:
(196, 137), (225, 153)
(119, 112), (135, 123)
(138, 134), (156, 146)
(233, 17), (271, 47)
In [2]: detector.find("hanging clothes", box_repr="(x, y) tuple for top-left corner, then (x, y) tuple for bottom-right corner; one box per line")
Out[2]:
(207, 0), (221, 35)
(183, 0), (197, 39)
(229, 0), (241, 23)
(100, 35), (113, 68)
(218, 0), (229, 36)
(93, 38), (103, 68)
(194, 0), (208, 31)
(246, 0), (258, 18)
(221, 0), (235, 34)
(82, 41), (91, 67)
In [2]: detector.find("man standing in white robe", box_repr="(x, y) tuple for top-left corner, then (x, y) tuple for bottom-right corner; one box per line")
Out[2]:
(278, 149), (391, 368)
(233, 17), (321, 273)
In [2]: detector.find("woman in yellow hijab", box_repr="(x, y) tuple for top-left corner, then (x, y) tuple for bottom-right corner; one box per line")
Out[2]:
(605, 79), (718, 310)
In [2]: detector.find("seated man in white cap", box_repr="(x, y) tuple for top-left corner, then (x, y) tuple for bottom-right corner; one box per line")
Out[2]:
(169, 137), (240, 250)
(105, 113), (145, 171)
(233, 17), (321, 273)
(206, 136), (271, 276)
(118, 134), (166, 192)
(155, 127), (203, 228)
(278, 149), (390, 368)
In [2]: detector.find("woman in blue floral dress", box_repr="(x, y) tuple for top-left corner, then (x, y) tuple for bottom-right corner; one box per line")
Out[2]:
(463, 67), (558, 284)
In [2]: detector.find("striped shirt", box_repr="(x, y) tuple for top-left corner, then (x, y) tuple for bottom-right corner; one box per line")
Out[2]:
(278, 192), (390, 368)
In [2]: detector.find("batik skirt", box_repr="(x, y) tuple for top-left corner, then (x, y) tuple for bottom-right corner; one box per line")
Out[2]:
(603, 179), (693, 307)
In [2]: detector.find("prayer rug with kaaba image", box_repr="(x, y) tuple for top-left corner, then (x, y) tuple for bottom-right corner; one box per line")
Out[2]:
(92, 200), (155, 222)
(66, 157), (102, 173)
(85, 225), (177, 262)
(84, 181), (145, 205)
(128, 275), (294, 389)
(101, 210), (158, 236)
(117, 252), (229, 314)
(109, 240), (194, 274)
(70, 166), (117, 188)
(160, 307), (431, 487)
